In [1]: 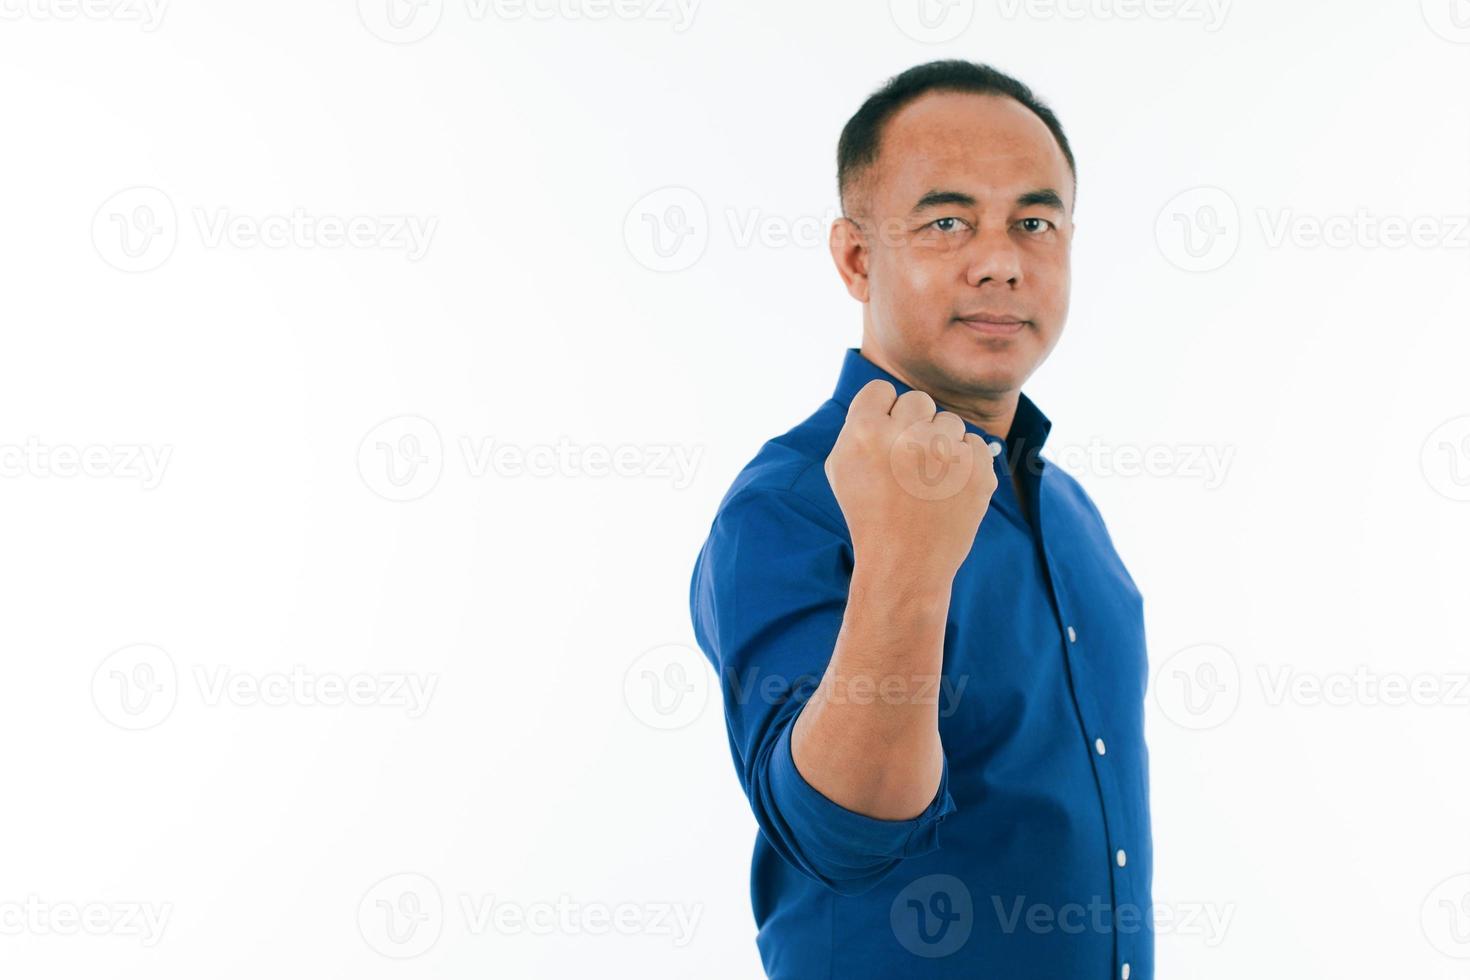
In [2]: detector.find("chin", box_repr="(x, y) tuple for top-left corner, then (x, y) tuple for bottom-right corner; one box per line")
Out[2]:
(935, 345), (1031, 394)
(968, 370), (1025, 396)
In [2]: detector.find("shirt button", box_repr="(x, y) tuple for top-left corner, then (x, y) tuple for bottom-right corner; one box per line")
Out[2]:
(1116, 849), (1127, 867)
(1067, 626), (1077, 643)
(988, 440), (1002, 458)
(1094, 737), (1107, 756)
(1122, 965), (1131, 979)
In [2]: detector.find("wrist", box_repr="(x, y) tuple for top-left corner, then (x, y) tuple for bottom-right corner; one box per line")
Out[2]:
(849, 557), (953, 620)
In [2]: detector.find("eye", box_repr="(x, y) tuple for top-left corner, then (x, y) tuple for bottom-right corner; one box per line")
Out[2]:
(927, 216), (969, 234)
(1018, 216), (1054, 234)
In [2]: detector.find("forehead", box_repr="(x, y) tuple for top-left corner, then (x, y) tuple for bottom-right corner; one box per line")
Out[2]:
(871, 90), (1072, 210)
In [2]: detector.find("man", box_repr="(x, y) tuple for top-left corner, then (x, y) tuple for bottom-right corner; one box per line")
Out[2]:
(689, 60), (1152, 978)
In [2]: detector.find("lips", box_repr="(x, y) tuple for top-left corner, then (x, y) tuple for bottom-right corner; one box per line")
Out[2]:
(956, 313), (1027, 335)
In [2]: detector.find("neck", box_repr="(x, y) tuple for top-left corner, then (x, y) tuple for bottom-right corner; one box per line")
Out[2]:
(858, 342), (1020, 440)
(943, 397), (1018, 441)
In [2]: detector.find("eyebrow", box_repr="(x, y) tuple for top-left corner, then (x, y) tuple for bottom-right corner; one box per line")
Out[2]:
(910, 187), (1067, 214)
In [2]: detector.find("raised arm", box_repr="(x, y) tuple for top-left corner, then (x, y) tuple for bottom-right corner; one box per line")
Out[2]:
(794, 379), (997, 820)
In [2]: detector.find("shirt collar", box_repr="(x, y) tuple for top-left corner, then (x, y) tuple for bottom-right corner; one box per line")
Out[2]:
(830, 347), (1053, 461)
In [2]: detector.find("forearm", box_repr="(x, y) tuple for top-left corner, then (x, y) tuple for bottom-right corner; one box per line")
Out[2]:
(790, 558), (952, 820)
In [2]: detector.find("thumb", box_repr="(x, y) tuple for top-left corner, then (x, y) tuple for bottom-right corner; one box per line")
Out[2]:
(962, 432), (1000, 496)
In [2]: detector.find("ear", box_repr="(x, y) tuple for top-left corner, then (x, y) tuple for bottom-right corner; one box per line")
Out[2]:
(829, 217), (870, 303)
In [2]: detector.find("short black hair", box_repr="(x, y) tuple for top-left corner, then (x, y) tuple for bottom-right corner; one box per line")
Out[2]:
(836, 60), (1076, 219)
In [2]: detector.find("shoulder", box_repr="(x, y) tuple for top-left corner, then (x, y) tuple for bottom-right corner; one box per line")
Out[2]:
(710, 398), (849, 540)
(1040, 459), (1142, 598)
(1041, 460), (1108, 528)
(690, 400), (854, 623)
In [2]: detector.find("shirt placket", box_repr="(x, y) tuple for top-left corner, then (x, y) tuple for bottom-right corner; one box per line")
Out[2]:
(1028, 457), (1139, 980)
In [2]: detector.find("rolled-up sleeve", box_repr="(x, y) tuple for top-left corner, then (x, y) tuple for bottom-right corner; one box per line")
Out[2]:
(689, 481), (957, 896)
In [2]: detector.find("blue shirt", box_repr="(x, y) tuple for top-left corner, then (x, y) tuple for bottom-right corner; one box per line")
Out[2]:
(689, 348), (1154, 979)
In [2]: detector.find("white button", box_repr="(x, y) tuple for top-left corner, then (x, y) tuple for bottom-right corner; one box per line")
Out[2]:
(1067, 626), (1077, 643)
(1122, 964), (1131, 979)
(1116, 849), (1127, 867)
(1094, 737), (1107, 756)
(988, 440), (1002, 458)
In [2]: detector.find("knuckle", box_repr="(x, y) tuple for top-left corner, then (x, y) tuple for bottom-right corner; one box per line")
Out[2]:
(897, 389), (936, 414)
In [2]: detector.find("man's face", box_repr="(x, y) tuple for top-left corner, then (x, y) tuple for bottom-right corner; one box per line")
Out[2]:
(834, 90), (1075, 402)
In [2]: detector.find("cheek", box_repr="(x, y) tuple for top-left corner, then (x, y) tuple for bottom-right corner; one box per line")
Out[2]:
(1027, 250), (1070, 314)
(872, 248), (945, 318)
(1052, 273), (1072, 323)
(883, 248), (950, 311)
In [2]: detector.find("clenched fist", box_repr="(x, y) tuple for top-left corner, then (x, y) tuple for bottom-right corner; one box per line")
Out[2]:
(823, 379), (999, 586)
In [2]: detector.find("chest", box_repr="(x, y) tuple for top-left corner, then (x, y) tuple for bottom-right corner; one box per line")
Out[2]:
(938, 479), (1148, 755)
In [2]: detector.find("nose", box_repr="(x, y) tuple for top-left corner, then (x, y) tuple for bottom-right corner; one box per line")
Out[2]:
(964, 225), (1022, 288)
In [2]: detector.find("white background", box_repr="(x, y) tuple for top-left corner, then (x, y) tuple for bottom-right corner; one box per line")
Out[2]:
(2, 0), (1469, 977)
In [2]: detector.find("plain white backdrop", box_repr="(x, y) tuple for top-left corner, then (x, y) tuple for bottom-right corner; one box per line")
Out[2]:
(2, 1), (1469, 976)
